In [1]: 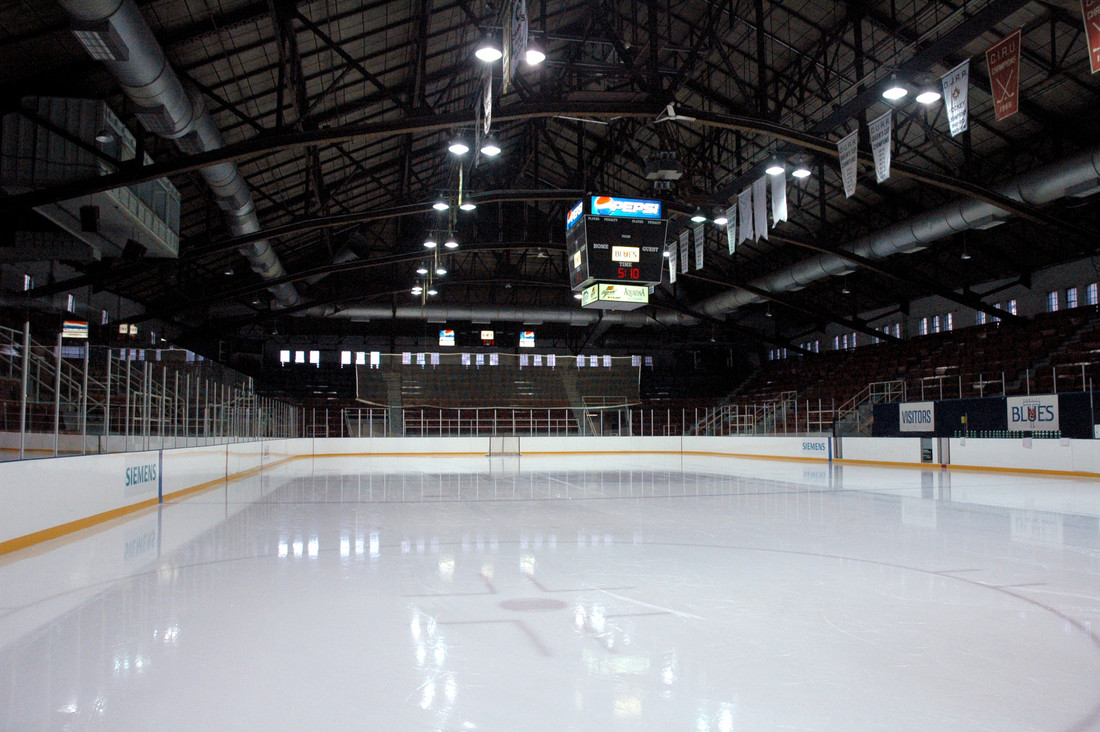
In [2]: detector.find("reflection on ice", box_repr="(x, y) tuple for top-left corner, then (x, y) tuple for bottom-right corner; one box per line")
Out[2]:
(0, 454), (1098, 731)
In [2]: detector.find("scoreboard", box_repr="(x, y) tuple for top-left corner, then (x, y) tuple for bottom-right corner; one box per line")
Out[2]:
(567, 196), (668, 291)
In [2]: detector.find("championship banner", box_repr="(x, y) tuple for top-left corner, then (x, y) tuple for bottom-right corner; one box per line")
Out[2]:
(678, 229), (689, 273)
(668, 243), (677, 283)
(985, 29), (1021, 121)
(725, 204), (737, 254)
(837, 129), (859, 198)
(868, 110), (892, 183)
(941, 59), (969, 137)
(737, 187), (753, 244)
(752, 175), (768, 241)
(693, 223), (705, 270)
(1083, 0), (1100, 74)
(770, 170), (788, 223)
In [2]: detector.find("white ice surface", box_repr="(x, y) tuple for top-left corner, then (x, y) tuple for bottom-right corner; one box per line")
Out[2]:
(1, 454), (1098, 731)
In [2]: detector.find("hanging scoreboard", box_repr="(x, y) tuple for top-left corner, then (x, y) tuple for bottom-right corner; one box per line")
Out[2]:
(567, 196), (667, 291)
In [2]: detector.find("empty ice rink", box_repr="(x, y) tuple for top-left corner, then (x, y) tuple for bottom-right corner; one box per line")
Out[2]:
(2, 450), (1098, 731)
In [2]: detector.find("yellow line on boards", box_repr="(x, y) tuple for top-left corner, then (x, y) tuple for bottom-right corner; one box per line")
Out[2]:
(0, 496), (161, 556)
(0, 456), (296, 557)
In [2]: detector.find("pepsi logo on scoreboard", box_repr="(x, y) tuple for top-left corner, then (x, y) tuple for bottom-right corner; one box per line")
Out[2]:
(566, 200), (584, 230)
(589, 195), (662, 219)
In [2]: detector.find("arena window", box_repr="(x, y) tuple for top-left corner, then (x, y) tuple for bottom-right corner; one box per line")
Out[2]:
(1047, 291), (1059, 312)
(1087, 283), (1098, 306)
(1066, 287), (1078, 309)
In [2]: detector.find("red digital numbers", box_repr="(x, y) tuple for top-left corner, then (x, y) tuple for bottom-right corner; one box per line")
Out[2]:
(617, 267), (641, 279)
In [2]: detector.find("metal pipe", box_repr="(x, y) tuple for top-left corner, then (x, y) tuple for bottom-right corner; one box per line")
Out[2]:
(104, 349), (112, 453)
(19, 321), (29, 460)
(694, 144), (1100, 318)
(81, 343), (89, 455)
(58, 0), (299, 308)
(53, 332), (63, 456)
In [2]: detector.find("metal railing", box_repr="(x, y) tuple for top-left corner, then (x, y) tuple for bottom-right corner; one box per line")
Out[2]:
(337, 404), (836, 438)
(0, 323), (299, 461)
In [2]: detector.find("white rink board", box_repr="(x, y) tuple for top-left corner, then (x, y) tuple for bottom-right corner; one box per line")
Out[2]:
(948, 437), (1100, 474)
(841, 437), (925, 464)
(0, 450), (161, 545)
(683, 435), (832, 460)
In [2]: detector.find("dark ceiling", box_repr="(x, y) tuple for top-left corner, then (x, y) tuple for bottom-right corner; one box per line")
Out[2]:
(2, 0), (1100, 358)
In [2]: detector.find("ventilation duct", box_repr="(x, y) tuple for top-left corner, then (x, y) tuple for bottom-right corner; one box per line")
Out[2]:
(695, 144), (1100, 318)
(58, 0), (300, 308)
(304, 304), (698, 328)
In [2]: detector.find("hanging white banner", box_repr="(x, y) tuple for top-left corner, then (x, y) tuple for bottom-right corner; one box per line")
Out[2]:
(738, 188), (752, 244)
(837, 129), (859, 198)
(481, 67), (493, 136)
(725, 204), (737, 255)
(668, 244), (677, 283)
(678, 229), (689, 273)
(693, 223), (705, 270)
(752, 176), (768, 241)
(869, 110), (892, 183)
(501, 11), (513, 94)
(509, 0), (528, 83)
(770, 171), (788, 223)
(941, 59), (969, 137)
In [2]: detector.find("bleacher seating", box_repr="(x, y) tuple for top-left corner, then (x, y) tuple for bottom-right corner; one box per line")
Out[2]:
(730, 306), (1100, 409)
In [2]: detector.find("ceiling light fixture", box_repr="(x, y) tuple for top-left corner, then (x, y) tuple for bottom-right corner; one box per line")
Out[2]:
(474, 34), (502, 62)
(423, 237), (437, 249)
(690, 208), (707, 223)
(448, 138), (470, 155)
(444, 237), (459, 249)
(416, 266), (429, 274)
(428, 288), (438, 296)
(915, 87), (942, 105)
(882, 73), (908, 100)
(573, 292), (583, 300)
(713, 210), (728, 226)
(791, 160), (812, 179)
(436, 267), (447, 276)
(524, 40), (545, 65)
(459, 201), (477, 211)
(432, 198), (449, 211)
(480, 136), (502, 156)
(764, 158), (785, 176)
